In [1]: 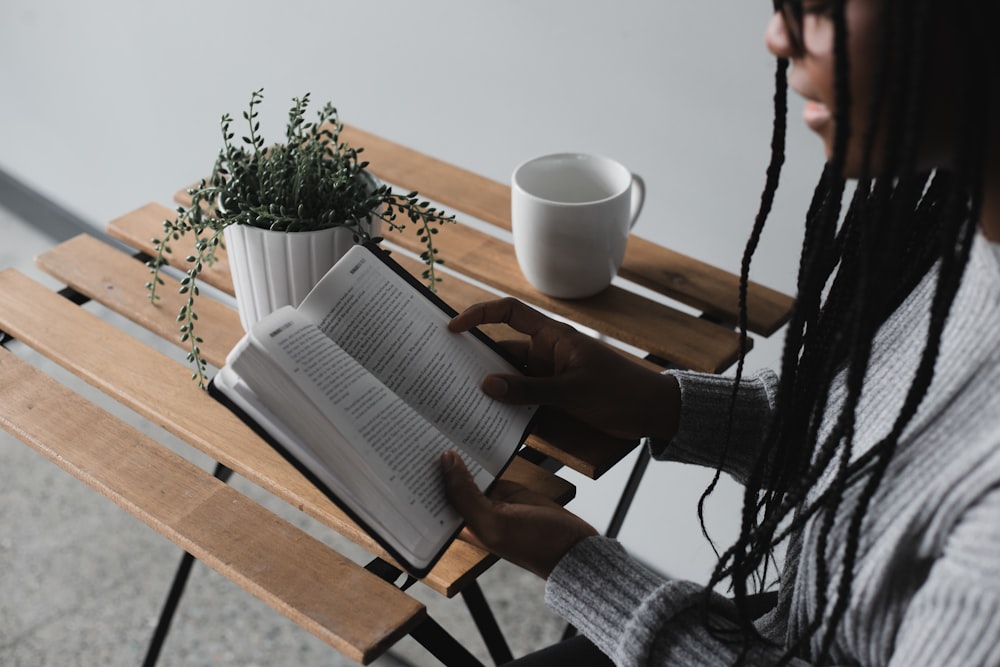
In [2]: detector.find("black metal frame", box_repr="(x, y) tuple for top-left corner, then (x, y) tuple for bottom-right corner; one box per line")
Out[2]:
(461, 581), (514, 665)
(410, 617), (488, 667)
(4, 183), (678, 665)
(141, 463), (512, 667)
(142, 462), (234, 667)
(0, 268), (507, 666)
(2, 282), (660, 667)
(361, 559), (513, 664)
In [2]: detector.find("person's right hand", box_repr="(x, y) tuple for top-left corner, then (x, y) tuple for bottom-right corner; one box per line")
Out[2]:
(440, 450), (597, 579)
(448, 298), (680, 441)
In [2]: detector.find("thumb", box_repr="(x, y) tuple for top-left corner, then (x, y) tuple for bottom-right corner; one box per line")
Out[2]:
(440, 452), (493, 525)
(482, 373), (566, 406)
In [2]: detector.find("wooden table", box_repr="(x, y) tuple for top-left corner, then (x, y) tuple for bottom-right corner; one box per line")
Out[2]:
(0, 126), (792, 665)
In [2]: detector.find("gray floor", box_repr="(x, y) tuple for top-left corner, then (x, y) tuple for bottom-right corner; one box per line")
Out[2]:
(0, 204), (566, 666)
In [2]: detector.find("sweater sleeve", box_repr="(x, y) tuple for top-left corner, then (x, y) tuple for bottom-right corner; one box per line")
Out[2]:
(541, 371), (792, 665)
(885, 484), (1000, 666)
(649, 369), (779, 484)
(545, 478), (1000, 666)
(545, 536), (812, 666)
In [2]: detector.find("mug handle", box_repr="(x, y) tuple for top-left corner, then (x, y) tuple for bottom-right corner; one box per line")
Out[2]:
(629, 174), (646, 229)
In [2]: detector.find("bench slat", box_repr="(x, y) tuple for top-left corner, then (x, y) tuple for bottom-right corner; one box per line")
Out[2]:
(36, 233), (245, 368)
(38, 233), (636, 479)
(344, 215), (747, 373)
(336, 125), (792, 336)
(0, 348), (424, 664)
(112, 202), (746, 373)
(0, 268), (573, 596)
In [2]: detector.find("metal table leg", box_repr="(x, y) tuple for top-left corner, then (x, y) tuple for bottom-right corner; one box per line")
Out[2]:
(462, 580), (514, 665)
(366, 557), (512, 665)
(142, 462), (232, 667)
(410, 616), (487, 667)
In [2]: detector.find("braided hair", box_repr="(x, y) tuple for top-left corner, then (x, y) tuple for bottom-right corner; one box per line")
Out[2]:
(703, 0), (992, 663)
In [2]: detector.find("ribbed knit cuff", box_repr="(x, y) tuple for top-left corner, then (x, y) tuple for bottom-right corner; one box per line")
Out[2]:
(545, 536), (705, 663)
(650, 369), (778, 484)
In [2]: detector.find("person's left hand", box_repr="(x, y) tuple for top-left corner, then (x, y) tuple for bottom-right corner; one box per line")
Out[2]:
(440, 451), (598, 579)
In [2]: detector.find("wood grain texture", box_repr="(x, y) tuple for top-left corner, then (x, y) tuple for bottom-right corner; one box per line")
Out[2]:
(124, 200), (746, 374)
(0, 268), (574, 596)
(39, 232), (638, 478)
(0, 125), (796, 661)
(336, 125), (793, 336)
(0, 348), (424, 664)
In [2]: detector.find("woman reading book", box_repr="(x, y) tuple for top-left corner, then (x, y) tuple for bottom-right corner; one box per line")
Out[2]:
(442, 0), (1000, 664)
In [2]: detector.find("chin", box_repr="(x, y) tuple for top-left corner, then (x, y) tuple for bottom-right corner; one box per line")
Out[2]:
(822, 141), (877, 180)
(816, 128), (869, 178)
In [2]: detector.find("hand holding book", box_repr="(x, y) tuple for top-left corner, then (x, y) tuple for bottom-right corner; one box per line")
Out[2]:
(210, 243), (537, 576)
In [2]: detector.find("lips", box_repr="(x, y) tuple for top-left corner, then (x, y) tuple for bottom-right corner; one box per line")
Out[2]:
(802, 99), (832, 131)
(788, 78), (833, 132)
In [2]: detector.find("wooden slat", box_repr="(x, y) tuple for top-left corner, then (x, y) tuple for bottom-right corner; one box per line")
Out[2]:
(0, 348), (424, 664)
(378, 222), (747, 372)
(104, 207), (652, 474)
(42, 232), (637, 478)
(116, 202), (746, 373)
(528, 410), (639, 479)
(37, 233), (245, 366)
(618, 240), (792, 336)
(106, 201), (236, 293)
(0, 268), (574, 596)
(337, 125), (793, 336)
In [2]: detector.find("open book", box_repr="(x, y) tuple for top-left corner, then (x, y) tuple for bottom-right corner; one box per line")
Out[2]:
(209, 243), (537, 576)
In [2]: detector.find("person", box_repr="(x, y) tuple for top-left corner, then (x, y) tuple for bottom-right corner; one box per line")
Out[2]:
(440, 0), (1000, 664)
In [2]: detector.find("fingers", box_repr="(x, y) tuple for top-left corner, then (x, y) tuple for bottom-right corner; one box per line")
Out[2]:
(457, 526), (486, 550)
(449, 297), (585, 409)
(441, 451), (598, 579)
(448, 298), (556, 337)
(440, 451), (495, 532)
(487, 479), (557, 507)
(495, 339), (531, 362)
(481, 373), (565, 406)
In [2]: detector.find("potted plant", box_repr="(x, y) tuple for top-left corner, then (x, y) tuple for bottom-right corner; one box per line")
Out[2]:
(146, 89), (454, 388)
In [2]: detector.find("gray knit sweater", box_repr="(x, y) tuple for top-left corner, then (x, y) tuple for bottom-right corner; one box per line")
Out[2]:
(546, 233), (1000, 666)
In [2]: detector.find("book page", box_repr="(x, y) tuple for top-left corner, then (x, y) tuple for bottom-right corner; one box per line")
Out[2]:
(239, 308), (494, 540)
(299, 245), (535, 476)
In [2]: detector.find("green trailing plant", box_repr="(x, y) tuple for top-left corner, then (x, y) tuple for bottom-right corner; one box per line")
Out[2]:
(146, 89), (454, 388)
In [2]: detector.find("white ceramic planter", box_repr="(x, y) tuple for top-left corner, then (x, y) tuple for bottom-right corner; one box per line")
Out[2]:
(226, 222), (379, 331)
(222, 171), (382, 331)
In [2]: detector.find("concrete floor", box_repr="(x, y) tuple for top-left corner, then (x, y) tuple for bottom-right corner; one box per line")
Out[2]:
(0, 204), (565, 666)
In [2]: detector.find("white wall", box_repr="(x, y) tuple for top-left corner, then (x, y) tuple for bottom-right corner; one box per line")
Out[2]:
(0, 1), (822, 583)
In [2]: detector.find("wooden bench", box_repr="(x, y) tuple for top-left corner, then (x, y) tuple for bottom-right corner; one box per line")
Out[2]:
(0, 125), (792, 664)
(0, 346), (424, 665)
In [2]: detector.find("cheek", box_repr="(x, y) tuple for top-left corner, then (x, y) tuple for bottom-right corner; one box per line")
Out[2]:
(842, 7), (883, 141)
(849, 69), (877, 138)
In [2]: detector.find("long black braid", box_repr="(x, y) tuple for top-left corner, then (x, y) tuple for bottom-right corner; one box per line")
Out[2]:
(699, 1), (990, 664)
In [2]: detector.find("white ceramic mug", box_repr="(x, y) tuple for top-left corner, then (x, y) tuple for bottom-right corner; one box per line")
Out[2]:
(511, 153), (645, 299)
